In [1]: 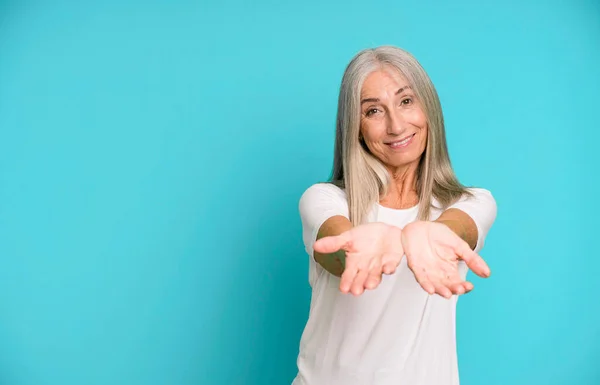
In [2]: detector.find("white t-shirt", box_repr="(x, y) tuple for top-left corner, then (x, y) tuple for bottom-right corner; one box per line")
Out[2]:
(291, 183), (497, 385)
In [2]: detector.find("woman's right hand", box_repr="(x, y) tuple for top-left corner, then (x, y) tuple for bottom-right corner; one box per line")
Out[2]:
(313, 222), (404, 296)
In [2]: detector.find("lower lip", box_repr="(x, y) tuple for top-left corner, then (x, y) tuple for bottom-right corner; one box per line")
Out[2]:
(387, 134), (415, 149)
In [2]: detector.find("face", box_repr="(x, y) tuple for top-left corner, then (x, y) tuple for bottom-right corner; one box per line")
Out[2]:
(359, 67), (428, 172)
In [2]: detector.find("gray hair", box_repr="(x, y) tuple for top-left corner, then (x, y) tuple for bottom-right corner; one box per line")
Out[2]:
(330, 45), (471, 225)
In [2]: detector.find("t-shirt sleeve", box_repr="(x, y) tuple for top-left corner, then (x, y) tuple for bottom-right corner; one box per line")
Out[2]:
(447, 188), (497, 253)
(298, 183), (349, 260)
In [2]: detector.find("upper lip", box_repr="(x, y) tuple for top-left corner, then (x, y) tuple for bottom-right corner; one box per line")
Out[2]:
(385, 133), (415, 144)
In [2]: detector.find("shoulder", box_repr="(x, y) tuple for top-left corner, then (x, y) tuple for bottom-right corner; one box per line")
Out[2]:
(449, 186), (498, 227)
(298, 182), (349, 220)
(464, 187), (494, 198)
(300, 182), (347, 203)
(453, 187), (497, 252)
(436, 186), (497, 222)
(461, 187), (497, 208)
(431, 187), (495, 212)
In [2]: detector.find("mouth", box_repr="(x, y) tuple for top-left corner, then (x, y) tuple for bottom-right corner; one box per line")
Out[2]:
(386, 133), (416, 149)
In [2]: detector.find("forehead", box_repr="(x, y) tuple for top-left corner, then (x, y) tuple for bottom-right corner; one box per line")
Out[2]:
(361, 67), (410, 96)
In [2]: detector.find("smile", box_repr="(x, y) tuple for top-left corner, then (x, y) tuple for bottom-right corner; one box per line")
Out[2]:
(386, 133), (415, 149)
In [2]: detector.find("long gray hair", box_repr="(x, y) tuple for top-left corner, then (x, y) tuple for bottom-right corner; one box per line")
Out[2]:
(330, 45), (471, 225)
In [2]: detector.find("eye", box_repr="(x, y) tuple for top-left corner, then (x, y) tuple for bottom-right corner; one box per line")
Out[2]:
(400, 97), (413, 105)
(365, 108), (381, 117)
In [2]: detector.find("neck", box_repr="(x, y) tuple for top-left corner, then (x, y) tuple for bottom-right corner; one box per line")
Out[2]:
(380, 162), (420, 209)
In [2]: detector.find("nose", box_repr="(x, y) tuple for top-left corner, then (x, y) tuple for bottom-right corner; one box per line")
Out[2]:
(386, 109), (406, 136)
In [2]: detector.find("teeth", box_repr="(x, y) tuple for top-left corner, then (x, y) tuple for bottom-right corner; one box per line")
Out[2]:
(391, 135), (413, 146)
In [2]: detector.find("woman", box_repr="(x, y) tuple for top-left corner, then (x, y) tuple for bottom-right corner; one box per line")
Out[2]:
(292, 46), (497, 385)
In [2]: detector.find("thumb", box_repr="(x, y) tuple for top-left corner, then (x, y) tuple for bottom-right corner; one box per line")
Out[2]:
(455, 241), (491, 278)
(313, 231), (352, 254)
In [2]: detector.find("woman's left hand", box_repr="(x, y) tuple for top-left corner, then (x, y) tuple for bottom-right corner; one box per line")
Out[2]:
(401, 221), (491, 298)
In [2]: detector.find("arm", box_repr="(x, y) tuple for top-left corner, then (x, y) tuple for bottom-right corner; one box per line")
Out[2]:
(401, 188), (497, 296)
(299, 183), (352, 278)
(437, 188), (498, 253)
(317, 209), (477, 277)
(300, 184), (497, 297)
(299, 184), (400, 284)
(314, 188), (497, 276)
(434, 209), (478, 250)
(314, 216), (352, 277)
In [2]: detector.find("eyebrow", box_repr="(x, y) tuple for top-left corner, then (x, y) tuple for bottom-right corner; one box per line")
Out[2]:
(360, 86), (412, 105)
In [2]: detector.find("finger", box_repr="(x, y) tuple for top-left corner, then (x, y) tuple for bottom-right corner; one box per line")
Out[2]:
(433, 281), (453, 299)
(364, 268), (383, 290)
(313, 232), (351, 254)
(381, 252), (402, 273)
(449, 281), (466, 295)
(408, 264), (433, 294)
(382, 261), (397, 275)
(409, 263), (436, 295)
(462, 281), (474, 293)
(350, 268), (370, 296)
(454, 242), (491, 278)
(339, 259), (359, 293)
(441, 270), (466, 296)
(415, 272), (435, 295)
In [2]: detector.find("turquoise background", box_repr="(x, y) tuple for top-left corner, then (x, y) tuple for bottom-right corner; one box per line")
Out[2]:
(1, 0), (598, 384)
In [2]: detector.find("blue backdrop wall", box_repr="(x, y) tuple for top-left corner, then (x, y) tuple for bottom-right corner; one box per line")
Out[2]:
(0, 1), (599, 384)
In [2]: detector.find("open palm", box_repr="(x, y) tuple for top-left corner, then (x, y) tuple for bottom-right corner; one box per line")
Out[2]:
(401, 221), (491, 298)
(313, 222), (404, 296)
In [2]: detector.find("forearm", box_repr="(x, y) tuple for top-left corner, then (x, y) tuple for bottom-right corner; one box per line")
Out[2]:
(434, 208), (478, 250)
(314, 215), (353, 277)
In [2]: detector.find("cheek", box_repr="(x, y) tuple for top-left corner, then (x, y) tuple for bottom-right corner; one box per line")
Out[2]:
(360, 120), (383, 142)
(417, 126), (428, 152)
(411, 111), (428, 145)
(360, 125), (385, 155)
(410, 109), (428, 130)
(420, 125), (428, 142)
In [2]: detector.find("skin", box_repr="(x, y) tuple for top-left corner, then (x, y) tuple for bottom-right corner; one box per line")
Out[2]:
(359, 66), (428, 204)
(313, 66), (491, 298)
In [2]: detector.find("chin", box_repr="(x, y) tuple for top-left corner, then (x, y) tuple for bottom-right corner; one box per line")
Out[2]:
(386, 153), (422, 167)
